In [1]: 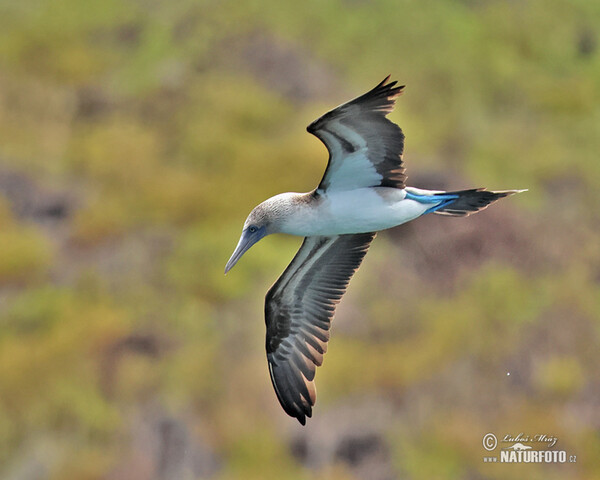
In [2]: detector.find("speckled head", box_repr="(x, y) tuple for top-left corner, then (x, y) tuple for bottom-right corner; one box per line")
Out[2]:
(225, 193), (301, 273)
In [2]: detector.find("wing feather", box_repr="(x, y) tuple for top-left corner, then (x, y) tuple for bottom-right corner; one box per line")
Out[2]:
(307, 76), (406, 192)
(265, 233), (375, 425)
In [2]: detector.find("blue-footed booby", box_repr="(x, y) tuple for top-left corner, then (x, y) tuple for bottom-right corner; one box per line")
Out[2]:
(225, 76), (525, 425)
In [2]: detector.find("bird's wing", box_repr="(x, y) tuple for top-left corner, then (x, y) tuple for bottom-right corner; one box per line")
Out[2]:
(265, 232), (375, 425)
(308, 76), (406, 193)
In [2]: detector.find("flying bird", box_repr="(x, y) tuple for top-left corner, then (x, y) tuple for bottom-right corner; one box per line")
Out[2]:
(225, 76), (524, 425)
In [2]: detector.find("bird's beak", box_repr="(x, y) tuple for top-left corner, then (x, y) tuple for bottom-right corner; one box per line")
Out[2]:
(225, 226), (267, 274)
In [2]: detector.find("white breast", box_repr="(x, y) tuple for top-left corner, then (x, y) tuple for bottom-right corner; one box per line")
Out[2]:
(280, 188), (432, 236)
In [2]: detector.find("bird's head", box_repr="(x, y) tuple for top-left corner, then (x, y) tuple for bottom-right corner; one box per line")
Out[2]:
(225, 195), (293, 273)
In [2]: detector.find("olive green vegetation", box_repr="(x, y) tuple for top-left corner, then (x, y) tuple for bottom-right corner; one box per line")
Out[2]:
(0, 0), (599, 478)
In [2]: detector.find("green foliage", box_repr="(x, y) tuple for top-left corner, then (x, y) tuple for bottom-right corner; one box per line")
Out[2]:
(320, 267), (543, 395)
(0, 0), (599, 478)
(395, 431), (466, 480)
(534, 356), (585, 398)
(223, 429), (304, 480)
(0, 225), (53, 285)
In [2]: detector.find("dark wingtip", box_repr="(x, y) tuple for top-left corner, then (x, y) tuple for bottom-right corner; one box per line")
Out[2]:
(373, 76), (405, 99)
(295, 407), (313, 425)
(306, 76), (405, 134)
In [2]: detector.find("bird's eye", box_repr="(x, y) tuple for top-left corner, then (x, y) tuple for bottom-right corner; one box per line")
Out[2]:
(248, 226), (258, 233)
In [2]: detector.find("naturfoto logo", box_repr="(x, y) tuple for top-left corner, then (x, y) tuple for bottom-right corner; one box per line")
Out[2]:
(481, 433), (577, 464)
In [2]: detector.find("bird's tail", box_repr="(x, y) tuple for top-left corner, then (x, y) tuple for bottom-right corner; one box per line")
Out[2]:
(430, 188), (526, 217)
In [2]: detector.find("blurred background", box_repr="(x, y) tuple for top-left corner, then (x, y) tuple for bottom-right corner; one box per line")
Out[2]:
(0, 0), (599, 478)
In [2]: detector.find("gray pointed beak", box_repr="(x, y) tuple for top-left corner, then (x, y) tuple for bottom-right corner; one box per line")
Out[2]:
(225, 226), (267, 274)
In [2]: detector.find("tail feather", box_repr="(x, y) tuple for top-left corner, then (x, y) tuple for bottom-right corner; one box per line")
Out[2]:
(432, 188), (526, 217)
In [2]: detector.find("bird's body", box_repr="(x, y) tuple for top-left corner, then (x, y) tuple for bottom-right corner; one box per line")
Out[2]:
(226, 77), (524, 425)
(261, 187), (435, 236)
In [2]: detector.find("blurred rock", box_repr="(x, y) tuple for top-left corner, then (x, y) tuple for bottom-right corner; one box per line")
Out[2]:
(577, 27), (597, 57)
(216, 31), (340, 103)
(108, 405), (221, 480)
(0, 166), (76, 225)
(290, 398), (396, 480)
(99, 331), (175, 398)
(1, 437), (61, 480)
(75, 86), (115, 120)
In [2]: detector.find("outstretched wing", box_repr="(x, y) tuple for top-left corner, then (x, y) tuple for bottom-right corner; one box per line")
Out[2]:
(265, 233), (375, 425)
(308, 76), (406, 193)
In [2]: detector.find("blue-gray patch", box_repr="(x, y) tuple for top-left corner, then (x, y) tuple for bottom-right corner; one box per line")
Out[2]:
(404, 191), (459, 214)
